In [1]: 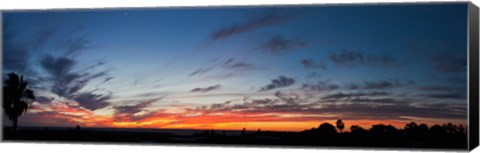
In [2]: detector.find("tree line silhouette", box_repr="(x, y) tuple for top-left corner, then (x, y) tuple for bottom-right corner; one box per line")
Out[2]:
(192, 119), (466, 149)
(284, 120), (466, 148)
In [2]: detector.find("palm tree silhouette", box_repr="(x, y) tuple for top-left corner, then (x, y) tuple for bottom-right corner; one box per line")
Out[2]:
(3, 72), (35, 130)
(336, 119), (345, 133)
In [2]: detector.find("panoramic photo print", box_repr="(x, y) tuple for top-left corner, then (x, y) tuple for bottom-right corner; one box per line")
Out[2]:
(2, 2), (471, 150)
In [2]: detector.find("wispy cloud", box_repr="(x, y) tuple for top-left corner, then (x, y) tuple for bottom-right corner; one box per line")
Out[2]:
(56, 34), (92, 56)
(418, 86), (466, 92)
(35, 96), (53, 104)
(259, 76), (295, 92)
(191, 84), (222, 93)
(191, 92), (465, 121)
(362, 80), (415, 90)
(189, 65), (217, 77)
(347, 80), (415, 90)
(19, 101), (113, 127)
(3, 43), (30, 73)
(274, 91), (302, 105)
(329, 49), (399, 67)
(301, 80), (340, 92)
(416, 85), (467, 100)
(189, 58), (259, 78)
(300, 59), (327, 70)
(35, 28), (58, 48)
(210, 11), (294, 41)
(3, 26), (35, 75)
(113, 97), (164, 121)
(322, 91), (390, 100)
(114, 101), (153, 115)
(73, 92), (112, 111)
(38, 34), (113, 111)
(223, 58), (257, 71)
(418, 92), (466, 99)
(258, 35), (307, 55)
(301, 79), (415, 92)
(430, 50), (466, 73)
(3, 24), (113, 111)
(348, 97), (405, 104)
(203, 73), (236, 80)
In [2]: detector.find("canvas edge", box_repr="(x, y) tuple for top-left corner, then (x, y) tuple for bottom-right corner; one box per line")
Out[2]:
(468, 1), (479, 151)
(0, 10), (4, 142)
(0, 1), (471, 13)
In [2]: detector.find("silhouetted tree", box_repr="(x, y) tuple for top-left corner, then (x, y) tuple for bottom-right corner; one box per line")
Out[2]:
(443, 123), (459, 134)
(317, 123), (337, 136)
(429, 124), (446, 135)
(418, 124), (428, 131)
(404, 122), (429, 142)
(457, 125), (466, 134)
(3, 72), (35, 130)
(404, 122), (418, 131)
(404, 122), (418, 137)
(336, 119), (345, 133)
(417, 123), (429, 135)
(350, 125), (367, 134)
(370, 124), (398, 136)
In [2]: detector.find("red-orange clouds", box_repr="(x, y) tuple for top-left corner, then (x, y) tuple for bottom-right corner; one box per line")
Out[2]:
(16, 101), (466, 132)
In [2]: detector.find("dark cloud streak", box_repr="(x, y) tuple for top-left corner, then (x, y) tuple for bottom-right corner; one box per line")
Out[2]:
(430, 50), (466, 73)
(259, 35), (307, 55)
(35, 96), (52, 104)
(191, 84), (222, 93)
(73, 93), (111, 111)
(301, 80), (339, 92)
(322, 91), (390, 100)
(419, 92), (466, 99)
(259, 76), (295, 92)
(189, 58), (258, 77)
(418, 86), (466, 92)
(300, 59), (327, 70)
(113, 97), (164, 121)
(38, 37), (113, 110)
(210, 11), (294, 41)
(35, 28), (58, 47)
(362, 80), (415, 90)
(57, 34), (92, 56)
(329, 49), (399, 67)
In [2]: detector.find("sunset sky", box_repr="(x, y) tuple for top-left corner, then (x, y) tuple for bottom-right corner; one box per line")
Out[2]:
(2, 3), (469, 131)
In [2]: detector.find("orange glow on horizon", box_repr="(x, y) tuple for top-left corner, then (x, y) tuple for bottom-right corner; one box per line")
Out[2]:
(21, 101), (467, 132)
(105, 116), (466, 132)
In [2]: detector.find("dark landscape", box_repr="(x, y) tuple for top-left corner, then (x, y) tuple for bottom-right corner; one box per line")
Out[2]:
(3, 121), (467, 149)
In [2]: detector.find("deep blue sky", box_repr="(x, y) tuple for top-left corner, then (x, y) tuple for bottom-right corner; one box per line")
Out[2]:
(2, 3), (470, 130)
